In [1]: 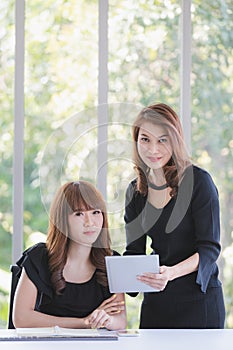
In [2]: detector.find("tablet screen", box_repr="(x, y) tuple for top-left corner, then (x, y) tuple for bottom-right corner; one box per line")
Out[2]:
(105, 255), (160, 293)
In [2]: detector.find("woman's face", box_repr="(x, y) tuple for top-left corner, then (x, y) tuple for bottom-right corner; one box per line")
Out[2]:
(68, 208), (104, 246)
(137, 121), (173, 170)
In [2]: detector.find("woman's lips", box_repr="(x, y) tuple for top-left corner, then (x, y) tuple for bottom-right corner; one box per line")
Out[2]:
(147, 156), (162, 162)
(83, 230), (96, 236)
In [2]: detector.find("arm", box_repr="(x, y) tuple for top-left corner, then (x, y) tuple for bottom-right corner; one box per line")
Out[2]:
(191, 169), (221, 292)
(137, 253), (199, 291)
(13, 268), (126, 330)
(13, 268), (89, 328)
(138, 168), (221, 292)
(124, 182), (147, 255)
(84, 293), (127, 330)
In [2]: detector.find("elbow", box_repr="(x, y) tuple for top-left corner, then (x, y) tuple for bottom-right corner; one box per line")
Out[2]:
(13, 310), (31, 328)
(121, 311), (127, 329)
(117, 318), (127, 331)
(12, 315), (22, 328)
(111, 314), (127, 331)
(13, 317), (32, 328)
(121, 318), (127, 330)
(12, 315), (25, 328)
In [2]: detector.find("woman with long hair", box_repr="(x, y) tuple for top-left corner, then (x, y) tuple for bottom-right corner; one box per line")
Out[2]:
(13, 181), (126, 330)
(124, 103), (225, 328)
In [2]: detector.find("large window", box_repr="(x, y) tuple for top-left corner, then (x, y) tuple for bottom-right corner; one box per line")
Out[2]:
(0, 0), (232, 328)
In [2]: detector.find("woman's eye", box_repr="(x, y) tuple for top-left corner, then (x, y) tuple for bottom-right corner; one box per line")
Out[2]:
(93, 210), (102, 215)
(75, 212), (83, 216)
(140, 137), (149, 143)
(159, 138), (167, 143)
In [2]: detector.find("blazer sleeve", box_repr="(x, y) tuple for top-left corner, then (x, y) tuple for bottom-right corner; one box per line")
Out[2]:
(123, 182), (147, 256)
(191, 169), (221, 293)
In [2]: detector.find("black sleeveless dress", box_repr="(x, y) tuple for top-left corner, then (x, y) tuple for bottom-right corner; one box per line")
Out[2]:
(16, 242), (112, 318)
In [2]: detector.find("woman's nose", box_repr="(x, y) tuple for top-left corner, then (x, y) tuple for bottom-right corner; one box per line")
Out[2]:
(148, 140), (159, 154)
(84, 212), (93, 226)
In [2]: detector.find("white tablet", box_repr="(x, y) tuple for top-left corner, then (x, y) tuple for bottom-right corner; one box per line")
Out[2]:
(105, 255), (160, 293)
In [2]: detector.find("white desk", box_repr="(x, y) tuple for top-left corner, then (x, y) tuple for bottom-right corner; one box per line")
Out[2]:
(0, 329), (233, 350)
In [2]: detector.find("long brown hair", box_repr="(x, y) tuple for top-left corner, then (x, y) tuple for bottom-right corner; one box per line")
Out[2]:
(46, 180), (112, 294)
(132, 103), (191, 197)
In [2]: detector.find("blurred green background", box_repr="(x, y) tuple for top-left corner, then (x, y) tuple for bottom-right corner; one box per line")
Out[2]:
(0, 0), (232, 328)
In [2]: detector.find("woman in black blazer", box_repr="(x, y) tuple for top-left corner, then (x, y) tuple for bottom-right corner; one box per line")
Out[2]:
(124, 103), (225, 328)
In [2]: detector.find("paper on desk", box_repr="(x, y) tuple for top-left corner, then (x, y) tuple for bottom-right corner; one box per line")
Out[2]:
(16, 326), (99, 337)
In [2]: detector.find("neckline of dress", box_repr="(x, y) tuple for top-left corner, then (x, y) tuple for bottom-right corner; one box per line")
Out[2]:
(146, 195), (174, 210)
(65, 269), (96, 285)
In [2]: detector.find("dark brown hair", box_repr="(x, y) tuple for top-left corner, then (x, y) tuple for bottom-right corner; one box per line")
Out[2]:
(132, 103), (191, 197)
(46, 181), (112, 294)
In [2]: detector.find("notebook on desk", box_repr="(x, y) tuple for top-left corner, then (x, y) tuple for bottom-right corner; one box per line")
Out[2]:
(105, 255), (160, 293)
(0, 327), (118, 341)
